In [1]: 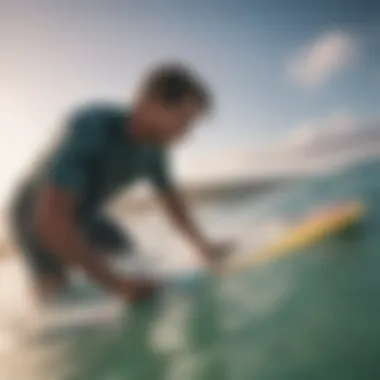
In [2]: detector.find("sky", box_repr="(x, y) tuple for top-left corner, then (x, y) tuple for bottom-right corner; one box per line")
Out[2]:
(1, 0), (380, 204)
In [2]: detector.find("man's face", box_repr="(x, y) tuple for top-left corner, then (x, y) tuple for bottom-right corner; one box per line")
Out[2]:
(143, 96), (203, 145)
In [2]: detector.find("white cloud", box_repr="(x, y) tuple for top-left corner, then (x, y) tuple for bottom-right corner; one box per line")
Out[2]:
(175, 115), (357, 181)
(284, 113), (358, 148)
(287, 31), (357, 87)
(176, 114), (380, 181)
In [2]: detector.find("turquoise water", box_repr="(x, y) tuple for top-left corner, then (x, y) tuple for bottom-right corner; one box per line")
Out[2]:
(21, 159), (380, 379)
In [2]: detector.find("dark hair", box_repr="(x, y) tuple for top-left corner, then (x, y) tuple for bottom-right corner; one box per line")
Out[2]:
(142, 63), (211, 112)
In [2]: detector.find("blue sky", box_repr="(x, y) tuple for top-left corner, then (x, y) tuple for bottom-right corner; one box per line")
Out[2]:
(0, 0), (380, 200)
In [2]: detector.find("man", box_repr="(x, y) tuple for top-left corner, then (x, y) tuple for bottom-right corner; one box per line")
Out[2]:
(10, 63), (229, 304)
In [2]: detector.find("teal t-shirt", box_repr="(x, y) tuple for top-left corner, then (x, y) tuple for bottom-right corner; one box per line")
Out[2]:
(44, 103), (172, 221)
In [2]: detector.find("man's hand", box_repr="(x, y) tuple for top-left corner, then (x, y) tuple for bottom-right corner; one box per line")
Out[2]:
(158, 188), (235, 273)
(198, 240), (235, 272)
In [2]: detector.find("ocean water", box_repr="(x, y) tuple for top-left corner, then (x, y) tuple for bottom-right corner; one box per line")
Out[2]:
(2, 158), (380, 380)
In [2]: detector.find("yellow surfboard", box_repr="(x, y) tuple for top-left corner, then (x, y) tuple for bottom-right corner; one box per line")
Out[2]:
(223, 201), (365, 274)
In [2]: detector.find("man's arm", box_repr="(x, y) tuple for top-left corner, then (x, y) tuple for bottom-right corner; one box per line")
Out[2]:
(157, 187), (212, 260)
(150, 152), (210, 258)
(151, 152), (233, 266)
(34, 184), (128, 294)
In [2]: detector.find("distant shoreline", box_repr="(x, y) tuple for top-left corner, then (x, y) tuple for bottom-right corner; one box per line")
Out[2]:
(113, 175), (301, 213)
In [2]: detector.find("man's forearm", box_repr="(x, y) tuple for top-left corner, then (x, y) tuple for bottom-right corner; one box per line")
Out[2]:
(160, 190), (210, 251)
(174, 208), (208, 248)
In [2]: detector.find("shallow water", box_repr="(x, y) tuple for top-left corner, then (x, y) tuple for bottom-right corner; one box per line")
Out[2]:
(2, 158), (380, 380)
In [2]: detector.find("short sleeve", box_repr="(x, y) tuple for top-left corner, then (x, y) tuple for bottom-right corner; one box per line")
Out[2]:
(47, 110), (105, 195)
(149, 150), (174, 192)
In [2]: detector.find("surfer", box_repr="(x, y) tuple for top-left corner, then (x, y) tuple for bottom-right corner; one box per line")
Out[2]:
(10, 63), (230, 304)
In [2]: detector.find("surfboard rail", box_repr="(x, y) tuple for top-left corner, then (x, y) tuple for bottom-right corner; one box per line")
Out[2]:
(223, 201), (365, 274)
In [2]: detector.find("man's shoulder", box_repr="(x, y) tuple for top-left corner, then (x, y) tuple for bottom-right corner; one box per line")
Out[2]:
(48, 103), (119, 156)
(60, 102), (127, 149)
(68, 101), (125, 128)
